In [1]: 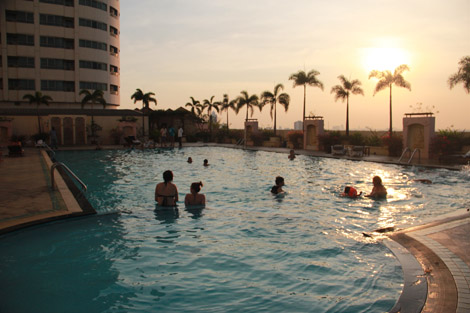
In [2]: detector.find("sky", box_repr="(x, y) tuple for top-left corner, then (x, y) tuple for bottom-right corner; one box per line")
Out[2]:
(119, 0), (470, 131)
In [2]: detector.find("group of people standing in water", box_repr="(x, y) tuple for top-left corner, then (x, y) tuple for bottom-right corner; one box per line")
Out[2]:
(155, 150), (391, 208)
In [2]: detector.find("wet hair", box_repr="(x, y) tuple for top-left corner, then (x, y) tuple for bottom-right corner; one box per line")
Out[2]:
(191, 181), (203, 193)
(373, 176), (382, 186)
(203, 159), (208, 164)
(163, 170), (173, 183)
(275, 176), (284, 185)
(187, 157), (192, 163)
(344, 186), (351, 193)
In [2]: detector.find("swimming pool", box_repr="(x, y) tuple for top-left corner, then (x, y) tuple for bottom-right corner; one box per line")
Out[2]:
(1, 147), (468, 312)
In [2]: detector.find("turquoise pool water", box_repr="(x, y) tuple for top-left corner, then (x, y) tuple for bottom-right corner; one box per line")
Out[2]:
(1, 147), (468, 313)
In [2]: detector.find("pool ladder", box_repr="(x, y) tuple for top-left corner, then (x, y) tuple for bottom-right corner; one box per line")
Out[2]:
(398, 148), (421, 164)
(51, 162), (87, 192)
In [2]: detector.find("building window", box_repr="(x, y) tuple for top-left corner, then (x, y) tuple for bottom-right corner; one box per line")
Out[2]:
(79, 39), (107, 51)
(7, 56), (35, 68)
(110, 45), (118, 56)
(40, 36), (74, 49)
(79, 18), (107, 31)
(110, 65), (119, 75)
(79, 60), (107, 71)
(110, 84), (119, 95)
(110, 26), (119, 37)
(41, 58), (74, 70)
(79, 0), (107, 11)
(80, 81), (107, 91)
(0, 78), (3, 90)
(6, 10), (34, 24)
(39, 0), (74, 7)
(40, 14), (74, 28)
(41, 80), (75, 91)
(8, 79), (35, 90)
(110, 6), (119, 18)
(7, 33), (34, 46)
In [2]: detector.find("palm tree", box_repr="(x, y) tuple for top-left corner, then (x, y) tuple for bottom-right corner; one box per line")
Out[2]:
(185, 97), (203, 117)
(234, 91), (262, 146)
(330, 75), (364, 136)
(202, 96), (220, 138)
(220, 94), (236, 130)
(289, 69), (324, 124)
(131, 88), (157, 138)
(448, 56), (470, 94)
(369, 64), (411, 134)
(260, 84), (290, 135)
(23, 91), (53, 134)
(80, 89), (106, 141)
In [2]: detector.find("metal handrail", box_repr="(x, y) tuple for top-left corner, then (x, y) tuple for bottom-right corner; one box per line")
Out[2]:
(236, 138), (245, 146)
(51, 162), (87, 192)
(407, 148), (421, 164)
(398, 147), (411, 163)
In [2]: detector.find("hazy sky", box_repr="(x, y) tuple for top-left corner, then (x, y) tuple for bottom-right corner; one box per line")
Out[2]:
(119, 0), (469, 131)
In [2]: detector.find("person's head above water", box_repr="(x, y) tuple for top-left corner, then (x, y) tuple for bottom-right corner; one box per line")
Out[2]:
(372, 176), (383, 186)
(187, 157), (192, 163)
(191, 181), (203, 193)
(203, 159), (209, 166)
(275, 176), (284, 186)
(163, 170), (173, 183)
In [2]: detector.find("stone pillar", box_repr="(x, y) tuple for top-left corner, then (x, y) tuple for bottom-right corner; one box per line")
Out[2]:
(244, 119), (258, 145)
(402, 113), (435, 159)
(304, 116), (324, 150)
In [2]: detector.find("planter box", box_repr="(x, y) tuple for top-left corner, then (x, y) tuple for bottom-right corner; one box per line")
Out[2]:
(369, 146), (388, 156)
(263, 141), (281, 148)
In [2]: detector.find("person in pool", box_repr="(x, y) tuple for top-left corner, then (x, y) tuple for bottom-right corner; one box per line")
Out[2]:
(271, 176), (285, 194)
(203, 159), (209, 166)
(185, 181), (206, 206)
(187, 157), (193, 163)
(288, 149), (296, 160)
(342, 186), (362, 198)
(365, 176), (387, 199)
(155, 170), (179, 206)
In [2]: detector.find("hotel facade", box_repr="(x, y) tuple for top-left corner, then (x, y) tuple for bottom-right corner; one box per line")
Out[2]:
(0, 0), (145, 145)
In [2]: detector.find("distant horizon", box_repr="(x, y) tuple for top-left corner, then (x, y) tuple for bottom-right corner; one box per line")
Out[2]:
(119, 0), (470, 132)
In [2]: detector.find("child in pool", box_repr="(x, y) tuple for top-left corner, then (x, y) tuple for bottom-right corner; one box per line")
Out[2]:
(288, 149), (296, 160)
(271, 176), (285, 194)
(365, 176), (387, 199)
(341, 186), (362, 198)
(185, 181), (206, 206)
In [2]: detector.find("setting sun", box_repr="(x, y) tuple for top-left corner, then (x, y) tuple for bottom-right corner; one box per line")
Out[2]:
(362, 47), (411, 72)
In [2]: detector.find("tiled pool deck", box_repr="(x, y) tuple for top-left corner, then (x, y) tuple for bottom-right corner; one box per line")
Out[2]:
(0, 144), (468, 312)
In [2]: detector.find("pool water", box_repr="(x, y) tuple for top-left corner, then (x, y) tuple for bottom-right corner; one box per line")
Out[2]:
(1, 147), (468, 313)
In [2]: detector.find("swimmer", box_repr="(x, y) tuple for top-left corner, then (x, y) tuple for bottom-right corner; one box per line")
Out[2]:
(365, 176), (387, 199)
(155, 170), (179, 206)
(184, 181), (206, 206)
(271, 176), (285, 194)
(288, 149), (296, 160)
(412, 179), (432, 184)
(341, 186), (362, 198)
(187, 157), (193, 163)
(203, 159), (209, 166)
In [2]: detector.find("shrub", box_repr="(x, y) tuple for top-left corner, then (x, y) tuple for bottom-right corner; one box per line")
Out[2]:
(10, 134), (27, 144)
(287, 131), (303, 149)
(250, 132), (265, 146)
(149, 129), (160, 142)
(382, 133), (403, 156)
(194, 131), (210, 143)
(228, 129), (244, 141)
(364, 130), (382, 146)
(430, 129), (466, 155)
(31, 132), (49, 142)
(317, 131), (342, 152)
(348, 132), (365, 145)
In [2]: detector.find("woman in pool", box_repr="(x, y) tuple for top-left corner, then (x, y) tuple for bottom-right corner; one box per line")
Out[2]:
(187, 157), (193, 163)
(185, 181), (206, 206)
(203, 159), (209, 166)
(288, 149), (296, 160)
(365, 176), (387, 199)
(155, 170), (179, 206)
(271, 176), (285, 194)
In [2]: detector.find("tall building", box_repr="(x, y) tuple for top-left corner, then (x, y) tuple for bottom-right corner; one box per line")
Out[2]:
(0, 0), (120, 109)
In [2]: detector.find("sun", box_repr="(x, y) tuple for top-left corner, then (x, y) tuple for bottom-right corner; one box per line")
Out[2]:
(362, 47), (411, 72)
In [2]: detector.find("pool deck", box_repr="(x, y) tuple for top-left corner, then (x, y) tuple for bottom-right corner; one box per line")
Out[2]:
(0, 143), (468, 313)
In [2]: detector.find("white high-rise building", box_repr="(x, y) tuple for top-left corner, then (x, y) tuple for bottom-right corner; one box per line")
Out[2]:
(0, 0), (120, 108)
(294, 120), (303, 130)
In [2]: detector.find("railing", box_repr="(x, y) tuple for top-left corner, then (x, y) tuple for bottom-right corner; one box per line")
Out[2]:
(51, 162), (87, 192)
(41, 142), (55, 158)
(236, 138), (245, 146)
(398, 148), (421, 164)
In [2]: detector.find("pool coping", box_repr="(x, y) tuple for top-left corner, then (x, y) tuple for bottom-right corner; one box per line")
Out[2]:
(384, 210), (470, 313)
